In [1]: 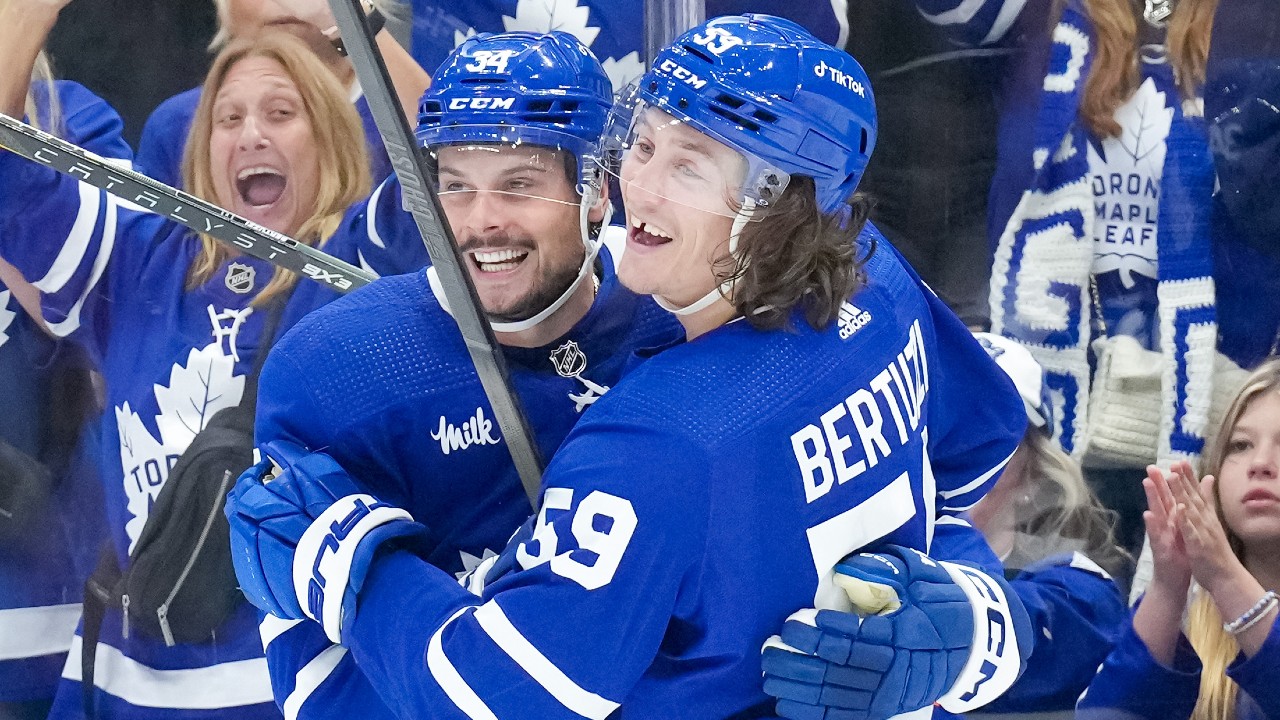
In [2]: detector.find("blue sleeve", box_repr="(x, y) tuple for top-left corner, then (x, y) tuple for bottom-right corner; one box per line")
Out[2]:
(135, 88), (197, 187)
(332, 174), (430, 278)
(920, 267), (1026, 519)
(1226, 618), (1280, 718)
(0, 83), (164, 345)
(930, 513), (1003, 575)
(260, 613), (401, 720)
(988, 553), (1127, 713)
(911, 0), (1032, 45)
(346, 424), (707, 719)
(1077, 600), (1202, 720)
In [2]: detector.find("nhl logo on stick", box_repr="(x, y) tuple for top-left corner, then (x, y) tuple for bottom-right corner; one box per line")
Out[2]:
(550, 341), (588, 378)
(225, 263), (256, 295)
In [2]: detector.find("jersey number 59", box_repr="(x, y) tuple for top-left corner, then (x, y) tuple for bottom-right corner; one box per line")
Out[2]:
(516, 487), (638, 591)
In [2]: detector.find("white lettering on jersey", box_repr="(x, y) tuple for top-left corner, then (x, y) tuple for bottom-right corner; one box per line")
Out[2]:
(516, 487), (637, 590)
(432, 407), (502, 455)
(791, 320), (931, 504)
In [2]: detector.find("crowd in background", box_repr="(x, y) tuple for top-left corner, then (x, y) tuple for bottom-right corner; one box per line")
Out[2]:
(0, 0), (1277, 718)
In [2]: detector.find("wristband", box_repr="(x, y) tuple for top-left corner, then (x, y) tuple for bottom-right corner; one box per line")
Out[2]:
(1224, 591), (1279, 636)
(324, 4), (387, 57)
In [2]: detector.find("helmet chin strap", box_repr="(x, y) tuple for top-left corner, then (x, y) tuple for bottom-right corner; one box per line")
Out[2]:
(653, 199), (756, 317)
(429, 187), (610, 334)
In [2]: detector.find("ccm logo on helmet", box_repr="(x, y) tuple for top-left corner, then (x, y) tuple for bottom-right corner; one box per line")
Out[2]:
(814, 61), (866, 97)
(658, 59), (708, 90)
(448, 97), (517, 111)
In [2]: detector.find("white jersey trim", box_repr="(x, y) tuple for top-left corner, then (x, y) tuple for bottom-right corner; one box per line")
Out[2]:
(34, 181), (100, 295)
(283, 645), (347, 720)
(46, 193), (118, 338)
(61, 636), (273, 709)
(473, 601), (620, 719)
(937, 448), (1015, 500)
(259, 615), (303, 651)
(365, 180), (388, 249)
(427, 607), (498, 720)
(0, 603), (81, 661)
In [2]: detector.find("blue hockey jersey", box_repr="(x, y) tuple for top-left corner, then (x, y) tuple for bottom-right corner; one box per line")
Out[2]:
(331, 228), (1024, 718)
(254, 250), (684, 716)
(0, 88), (428, 718)
(407, 0), (847, 92)
(135, 85), (392, 189)
(0, 81), (123, 705)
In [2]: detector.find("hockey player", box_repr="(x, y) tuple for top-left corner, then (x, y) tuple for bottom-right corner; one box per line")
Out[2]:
(245, 30), (683, 717)
(227, 15), (1030, 718)
(137, 0), (428, 186)
(0, 9), (430, 718)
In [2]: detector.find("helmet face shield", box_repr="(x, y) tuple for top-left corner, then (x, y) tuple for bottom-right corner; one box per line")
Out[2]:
(597, 83), (790, 221)
(423, 125), (601, 209)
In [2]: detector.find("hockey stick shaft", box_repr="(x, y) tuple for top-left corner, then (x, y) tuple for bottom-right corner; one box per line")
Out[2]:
(0, 112), (375, 294)
(329, 0), (545, 508)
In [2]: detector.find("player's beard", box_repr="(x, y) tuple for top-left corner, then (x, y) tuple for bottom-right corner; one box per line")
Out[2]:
(472, 236), (586, 324)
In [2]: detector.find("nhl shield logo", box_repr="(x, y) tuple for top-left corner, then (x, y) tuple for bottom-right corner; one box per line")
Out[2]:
(550, 341), (588, 378)
(225, 263), (256, 295)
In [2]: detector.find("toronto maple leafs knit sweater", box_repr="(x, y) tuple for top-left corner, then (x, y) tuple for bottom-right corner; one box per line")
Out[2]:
(974, 0), (1218, 465)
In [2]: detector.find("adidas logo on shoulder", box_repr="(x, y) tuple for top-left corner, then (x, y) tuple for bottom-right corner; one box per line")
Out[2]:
(838, 302), (872, 340)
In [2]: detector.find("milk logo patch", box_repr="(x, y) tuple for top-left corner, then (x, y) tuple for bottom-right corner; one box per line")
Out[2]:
(225, 262), (256, 295)
(551, 340), (611, 412)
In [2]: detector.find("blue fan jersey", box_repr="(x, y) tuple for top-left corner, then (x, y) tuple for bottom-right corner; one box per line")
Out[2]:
(253, 248), (684, 716)
(0, 87), (428, 718)
(325, 227), (1024, 718)
(135, 86), (392, 188)
(0, 81), (122, 705)
(408, 0), (847, 92)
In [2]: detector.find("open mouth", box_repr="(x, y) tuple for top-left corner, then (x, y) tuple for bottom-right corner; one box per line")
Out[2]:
(628, 218), (674, 247)
(236, 167), (287, 208)
(470, 248), (530, 273)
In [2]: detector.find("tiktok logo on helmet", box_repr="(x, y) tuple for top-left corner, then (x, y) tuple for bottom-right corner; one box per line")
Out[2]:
(813, 61), (867, 97)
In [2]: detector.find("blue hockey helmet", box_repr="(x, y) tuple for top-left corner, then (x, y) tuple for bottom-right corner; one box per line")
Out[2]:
(415, 31), (614, 190)
(603, 14), (877, 215)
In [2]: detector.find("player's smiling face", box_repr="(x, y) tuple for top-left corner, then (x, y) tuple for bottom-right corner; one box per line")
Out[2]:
(208, 55), (321, 237)
(616, 108), (743, 308)
(1217, 391), (1280, 548)
(435, 144), (587, 322)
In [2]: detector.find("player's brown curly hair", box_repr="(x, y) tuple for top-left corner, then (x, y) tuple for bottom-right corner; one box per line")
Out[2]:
(721, 177), (873, 332)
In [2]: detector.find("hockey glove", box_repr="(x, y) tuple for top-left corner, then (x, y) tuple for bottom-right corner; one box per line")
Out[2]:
(226, 440), (429, 644)
(762, 545), (1030, 720)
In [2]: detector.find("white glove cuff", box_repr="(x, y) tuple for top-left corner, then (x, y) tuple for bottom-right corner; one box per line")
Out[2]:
(935, 562), (1023, 713)
(293, 494), (413, 643)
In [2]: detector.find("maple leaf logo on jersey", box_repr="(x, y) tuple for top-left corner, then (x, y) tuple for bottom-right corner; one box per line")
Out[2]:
(0, 291), (15, 349)
(116, 342), (245, 552)
(1087, 77), (1173, 289)
(454, 0), (644, 91)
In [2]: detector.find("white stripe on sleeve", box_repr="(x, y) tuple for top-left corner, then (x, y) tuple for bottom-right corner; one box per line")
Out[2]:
(34, 181), (101, 295)
(283, 645), (347, 720)
(258, 615), (303, 651)
(473, 602), (620, 719)
(427, 607), (498, 720)
(937, 448), (1015, 500)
